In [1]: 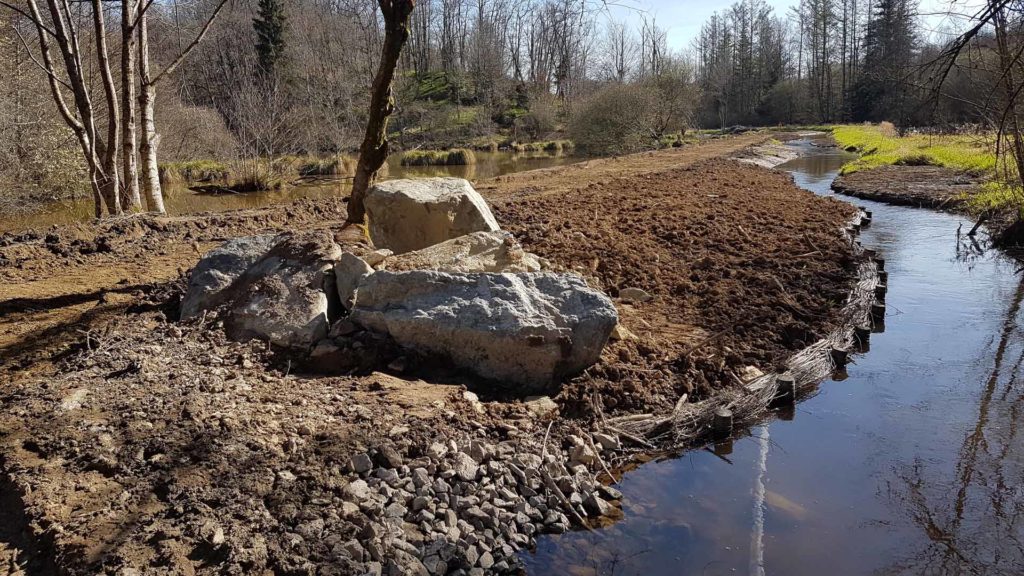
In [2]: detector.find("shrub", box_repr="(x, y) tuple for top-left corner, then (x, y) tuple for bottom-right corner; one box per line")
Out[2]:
(568, 84), (666, 156)
(472, 141), (499, 152)
(514, 95), (558, 141)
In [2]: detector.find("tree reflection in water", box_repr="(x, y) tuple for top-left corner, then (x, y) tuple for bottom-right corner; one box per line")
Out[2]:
(886, 277), (1024, 574)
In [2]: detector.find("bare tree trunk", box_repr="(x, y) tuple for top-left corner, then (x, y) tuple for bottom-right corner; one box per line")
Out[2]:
(347, 0), (416, 225)
(992, 2), (1024, 190)
(138, 7), (164, 213)
(120, 0), (140, 210)
(92, 0), (122, 214)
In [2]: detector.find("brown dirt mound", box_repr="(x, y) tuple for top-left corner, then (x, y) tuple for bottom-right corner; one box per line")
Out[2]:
(493, 159), (857, 416)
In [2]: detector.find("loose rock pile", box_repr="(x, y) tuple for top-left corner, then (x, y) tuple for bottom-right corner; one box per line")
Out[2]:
(181, 177), (618, 391)
(333, 432), (625, 575)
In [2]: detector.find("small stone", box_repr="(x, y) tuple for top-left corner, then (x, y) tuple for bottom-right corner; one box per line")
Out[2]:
(384, 502), (407, 518)
(619, 287), (653, 303)
(598, 484), (623, 501)
(433, 477), (451, 494)
(583, 493), (613, 517)
(592, 432), (620, 451)
(351, 453), (373, 474)
(739, 365), (765, 382)
(412, 467), (430, 487)
(464, 545), (480, 566)
(462, 391), (485, 414)
(341, 502), (361, 517)
(478, 551), (494, 570)
(343, 540), (365, 562)
(522, 396), (558, 418)
(343, 479), (372, 501)
(609, 323), (638, 341)
(379, 446), (404, 468)
(568, 439), (598, 466)
(426, 442), (449, 460)
(467, 441), (491, 464)
(412, 496), (430, 512)
(365, 249), (393, 267)
(454, 452), (479, 482)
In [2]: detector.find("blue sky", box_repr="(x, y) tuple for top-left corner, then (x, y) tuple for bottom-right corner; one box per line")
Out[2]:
(605, 0), (984, 52)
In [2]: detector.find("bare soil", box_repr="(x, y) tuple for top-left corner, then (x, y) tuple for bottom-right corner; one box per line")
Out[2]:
(831, 165), (980, 210)
(830, 165), (1024, 249)
(0, 134), (859, 575)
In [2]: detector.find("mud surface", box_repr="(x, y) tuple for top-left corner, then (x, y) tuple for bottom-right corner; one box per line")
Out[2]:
(831, 165), (980, 209)
(0, 136), (859, 575)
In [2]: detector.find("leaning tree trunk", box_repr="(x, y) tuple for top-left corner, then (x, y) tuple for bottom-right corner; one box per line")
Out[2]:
(347, 0), (416, 225)
(138, 8), (165, 214)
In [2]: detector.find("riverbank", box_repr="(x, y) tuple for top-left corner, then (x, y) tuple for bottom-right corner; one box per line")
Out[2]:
(0, 134), (861, 575)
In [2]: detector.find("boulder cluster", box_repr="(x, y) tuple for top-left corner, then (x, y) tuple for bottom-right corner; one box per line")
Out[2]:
(181, 177), (619, 391)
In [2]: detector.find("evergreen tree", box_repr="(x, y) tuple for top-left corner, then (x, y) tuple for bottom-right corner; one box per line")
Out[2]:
(254, 0), (287, 75)
(851, 0), (916, 122)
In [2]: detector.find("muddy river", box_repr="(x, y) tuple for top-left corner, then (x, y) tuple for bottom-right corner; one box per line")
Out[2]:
(0, 150), (577, 232)
(523, 142), (1024, 575)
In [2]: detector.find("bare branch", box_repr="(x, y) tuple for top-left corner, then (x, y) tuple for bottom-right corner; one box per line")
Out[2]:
(148, 0), (229, 85)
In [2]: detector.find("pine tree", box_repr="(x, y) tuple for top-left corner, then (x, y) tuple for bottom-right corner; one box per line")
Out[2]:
(851, 0), (916, 122)
(254, 0), (287, 75)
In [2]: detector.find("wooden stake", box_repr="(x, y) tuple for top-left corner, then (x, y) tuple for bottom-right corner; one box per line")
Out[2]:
(712, 408), (733, 439)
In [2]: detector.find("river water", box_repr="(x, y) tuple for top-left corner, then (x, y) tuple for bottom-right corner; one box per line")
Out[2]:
(0, 150), (576, 233)
(523, 143), (1024, 575)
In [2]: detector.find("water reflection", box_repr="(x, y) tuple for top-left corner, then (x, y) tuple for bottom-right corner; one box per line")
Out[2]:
(523, 141), (1024, 575)
(0, 150), (578, 233)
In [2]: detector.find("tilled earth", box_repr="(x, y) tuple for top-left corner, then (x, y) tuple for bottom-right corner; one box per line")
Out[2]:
(0, 138), (859, 575)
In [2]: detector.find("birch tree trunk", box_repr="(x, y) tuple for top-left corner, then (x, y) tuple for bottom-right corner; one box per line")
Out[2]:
(138, 7), (164, 213)
(120, 0), (140, 211)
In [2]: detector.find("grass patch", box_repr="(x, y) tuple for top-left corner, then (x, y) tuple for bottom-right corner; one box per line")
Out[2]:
(832, 124), (996, 176)
(966, 181), (1024, 219)
(400, 148), (477, 166)
(297, 155), (359, 177)
(510, 140), (574, 153)
(158, 160), (230, 184)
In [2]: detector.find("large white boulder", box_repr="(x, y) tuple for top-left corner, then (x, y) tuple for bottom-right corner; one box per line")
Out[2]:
(218, 231), (342, 349)
(381, 230), (543, 273)
(180, 235), (278, 320)
(364, 178), (500, 254)
(350, 271), (618, 389)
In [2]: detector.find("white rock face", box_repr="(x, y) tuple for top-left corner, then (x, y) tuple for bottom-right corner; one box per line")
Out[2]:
(382, 230), (542, 273)
(350, 271), (618, 389)
(364, 178), (500, 254)
(180, 235), (278, 320)
(334, 252), (374, 310)
(219, 231), (342, 349)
